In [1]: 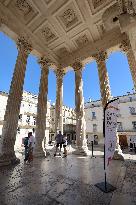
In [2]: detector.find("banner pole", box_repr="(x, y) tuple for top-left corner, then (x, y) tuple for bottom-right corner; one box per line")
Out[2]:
(95, 99), (118, 193)
(103, 104), (107, 191)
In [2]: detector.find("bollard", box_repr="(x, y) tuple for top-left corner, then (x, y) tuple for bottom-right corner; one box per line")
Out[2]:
(91, 141), (96, 158)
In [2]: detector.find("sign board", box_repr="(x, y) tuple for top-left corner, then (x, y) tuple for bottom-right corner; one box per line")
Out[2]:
(105, 99), (118, 168)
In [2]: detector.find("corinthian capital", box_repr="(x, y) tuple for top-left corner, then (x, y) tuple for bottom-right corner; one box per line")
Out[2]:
(17, 36), (32, 54)
(55, 68), (65, 79)
(72, 60), (83, 72)
(38, 57), (52, 68)
(93, 51), (107, 63)
(119, 38), (131, 53)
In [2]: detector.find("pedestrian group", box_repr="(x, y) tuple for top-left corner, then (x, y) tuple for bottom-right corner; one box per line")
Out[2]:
(23, 130), (67, 163)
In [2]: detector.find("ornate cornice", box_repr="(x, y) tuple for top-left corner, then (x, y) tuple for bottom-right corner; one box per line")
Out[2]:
(117, 0), (136, 16)
(117, 0), (124, 14)
(0, 16), (8, 27)
(17, 36), (32, 54)
(92, 51), (107, 63)
(119, 37), (131, 53)
(0, 17), (5, 25)
(72, 60), (83, 72)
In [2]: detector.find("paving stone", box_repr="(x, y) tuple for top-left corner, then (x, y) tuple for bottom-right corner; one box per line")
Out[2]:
(0, 148), (135, 205)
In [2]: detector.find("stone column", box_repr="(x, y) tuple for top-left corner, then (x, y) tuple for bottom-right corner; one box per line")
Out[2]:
(0, 37), (32, 166)
(55, 69), (65, 135)
(34, 57), (50, 157)
(93, 51), (124, 160)
(93, 51), (111, 108)
(120, 38), (136, 91)
(72, 61), (88, 155)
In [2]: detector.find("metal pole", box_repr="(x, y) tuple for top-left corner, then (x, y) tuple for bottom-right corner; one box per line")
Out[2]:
(103, 105), (107, 191)
(91, 141), (94, 157)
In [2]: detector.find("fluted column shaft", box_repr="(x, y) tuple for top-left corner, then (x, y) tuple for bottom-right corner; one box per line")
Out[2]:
(34, 57), (49, 157)
(0, 37), (32, 165)
(73, 61), (86, 149)
(93, 51), (124, 160)
(120, 38), (136, 90)
(55, 69), (64, 135)
(93, 51), (111, 107)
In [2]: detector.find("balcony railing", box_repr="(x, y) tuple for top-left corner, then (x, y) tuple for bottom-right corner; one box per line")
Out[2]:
(117, 127), (123, 131)
(117, 128), (136, 132)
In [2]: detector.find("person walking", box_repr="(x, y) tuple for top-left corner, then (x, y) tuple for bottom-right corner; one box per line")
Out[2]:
(63, 135), (67, 158)
(28, 132), (35, 162)
(23, 135), (29, 162)
(130, 138), (133, 152)
(54, 131), (63, 157)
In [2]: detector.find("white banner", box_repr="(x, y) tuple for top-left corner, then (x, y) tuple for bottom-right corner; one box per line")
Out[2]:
(105, 99), (118, 168)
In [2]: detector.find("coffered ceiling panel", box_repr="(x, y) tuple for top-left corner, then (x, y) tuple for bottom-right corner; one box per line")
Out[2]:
(55, 1), (83, 33)
(72, 29), (93, 48)
(34, 22), (58, 45)
(7, 0), (39, 25)
(0, 0), (124, 68)
(87, 0), (116, 15)
(28, 15), (46, 33)
(53, 45), (70, 59)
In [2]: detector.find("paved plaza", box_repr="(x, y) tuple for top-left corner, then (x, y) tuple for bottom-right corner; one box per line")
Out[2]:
(0, 146), (136, 205)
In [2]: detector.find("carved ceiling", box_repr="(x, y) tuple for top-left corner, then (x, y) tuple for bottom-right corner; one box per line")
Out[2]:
(0, 0), (134, 68)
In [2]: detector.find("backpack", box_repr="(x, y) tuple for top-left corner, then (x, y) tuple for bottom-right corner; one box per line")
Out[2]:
(24, 137), (28, 147)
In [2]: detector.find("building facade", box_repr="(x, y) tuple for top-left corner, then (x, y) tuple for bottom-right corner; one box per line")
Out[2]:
(0, 91), (50, 151)
(85, 93), (136, 147)
(0, 91), (76, 151)
(49, 104), (76, 142)
(1, 0), (136, 165)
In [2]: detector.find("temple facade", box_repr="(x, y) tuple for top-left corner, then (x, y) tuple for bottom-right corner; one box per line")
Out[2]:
(0, 0), (136, 165)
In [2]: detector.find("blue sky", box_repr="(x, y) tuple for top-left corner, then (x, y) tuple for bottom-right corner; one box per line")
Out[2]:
(0, 32), (134, 108)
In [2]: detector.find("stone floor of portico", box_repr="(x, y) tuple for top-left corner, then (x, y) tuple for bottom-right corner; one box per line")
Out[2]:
(0, 146), (135, 205)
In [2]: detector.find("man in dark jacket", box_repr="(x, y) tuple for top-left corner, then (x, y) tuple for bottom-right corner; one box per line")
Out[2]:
(54, 131), (64, 157)
(23, 136), (29, 162)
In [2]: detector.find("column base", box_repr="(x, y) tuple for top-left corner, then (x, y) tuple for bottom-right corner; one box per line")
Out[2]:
(72, 146), (89, 156)
(0, 154), (20, 167)
(34, 149), (46, 158)
(113, 145), (124, 161)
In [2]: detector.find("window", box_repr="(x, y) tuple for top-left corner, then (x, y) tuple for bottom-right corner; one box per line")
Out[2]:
(26, 115), (30, 124)
(93, 124), (97, 132)
(92, 112), (96, 119)
(117, 122), (123, 131)
(33, 117), (36, 125)
(132, 121), (136, 130)
(17, 127), (20, 134)
(129, 107), (136, 115)
(19, 114), (22, 121)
